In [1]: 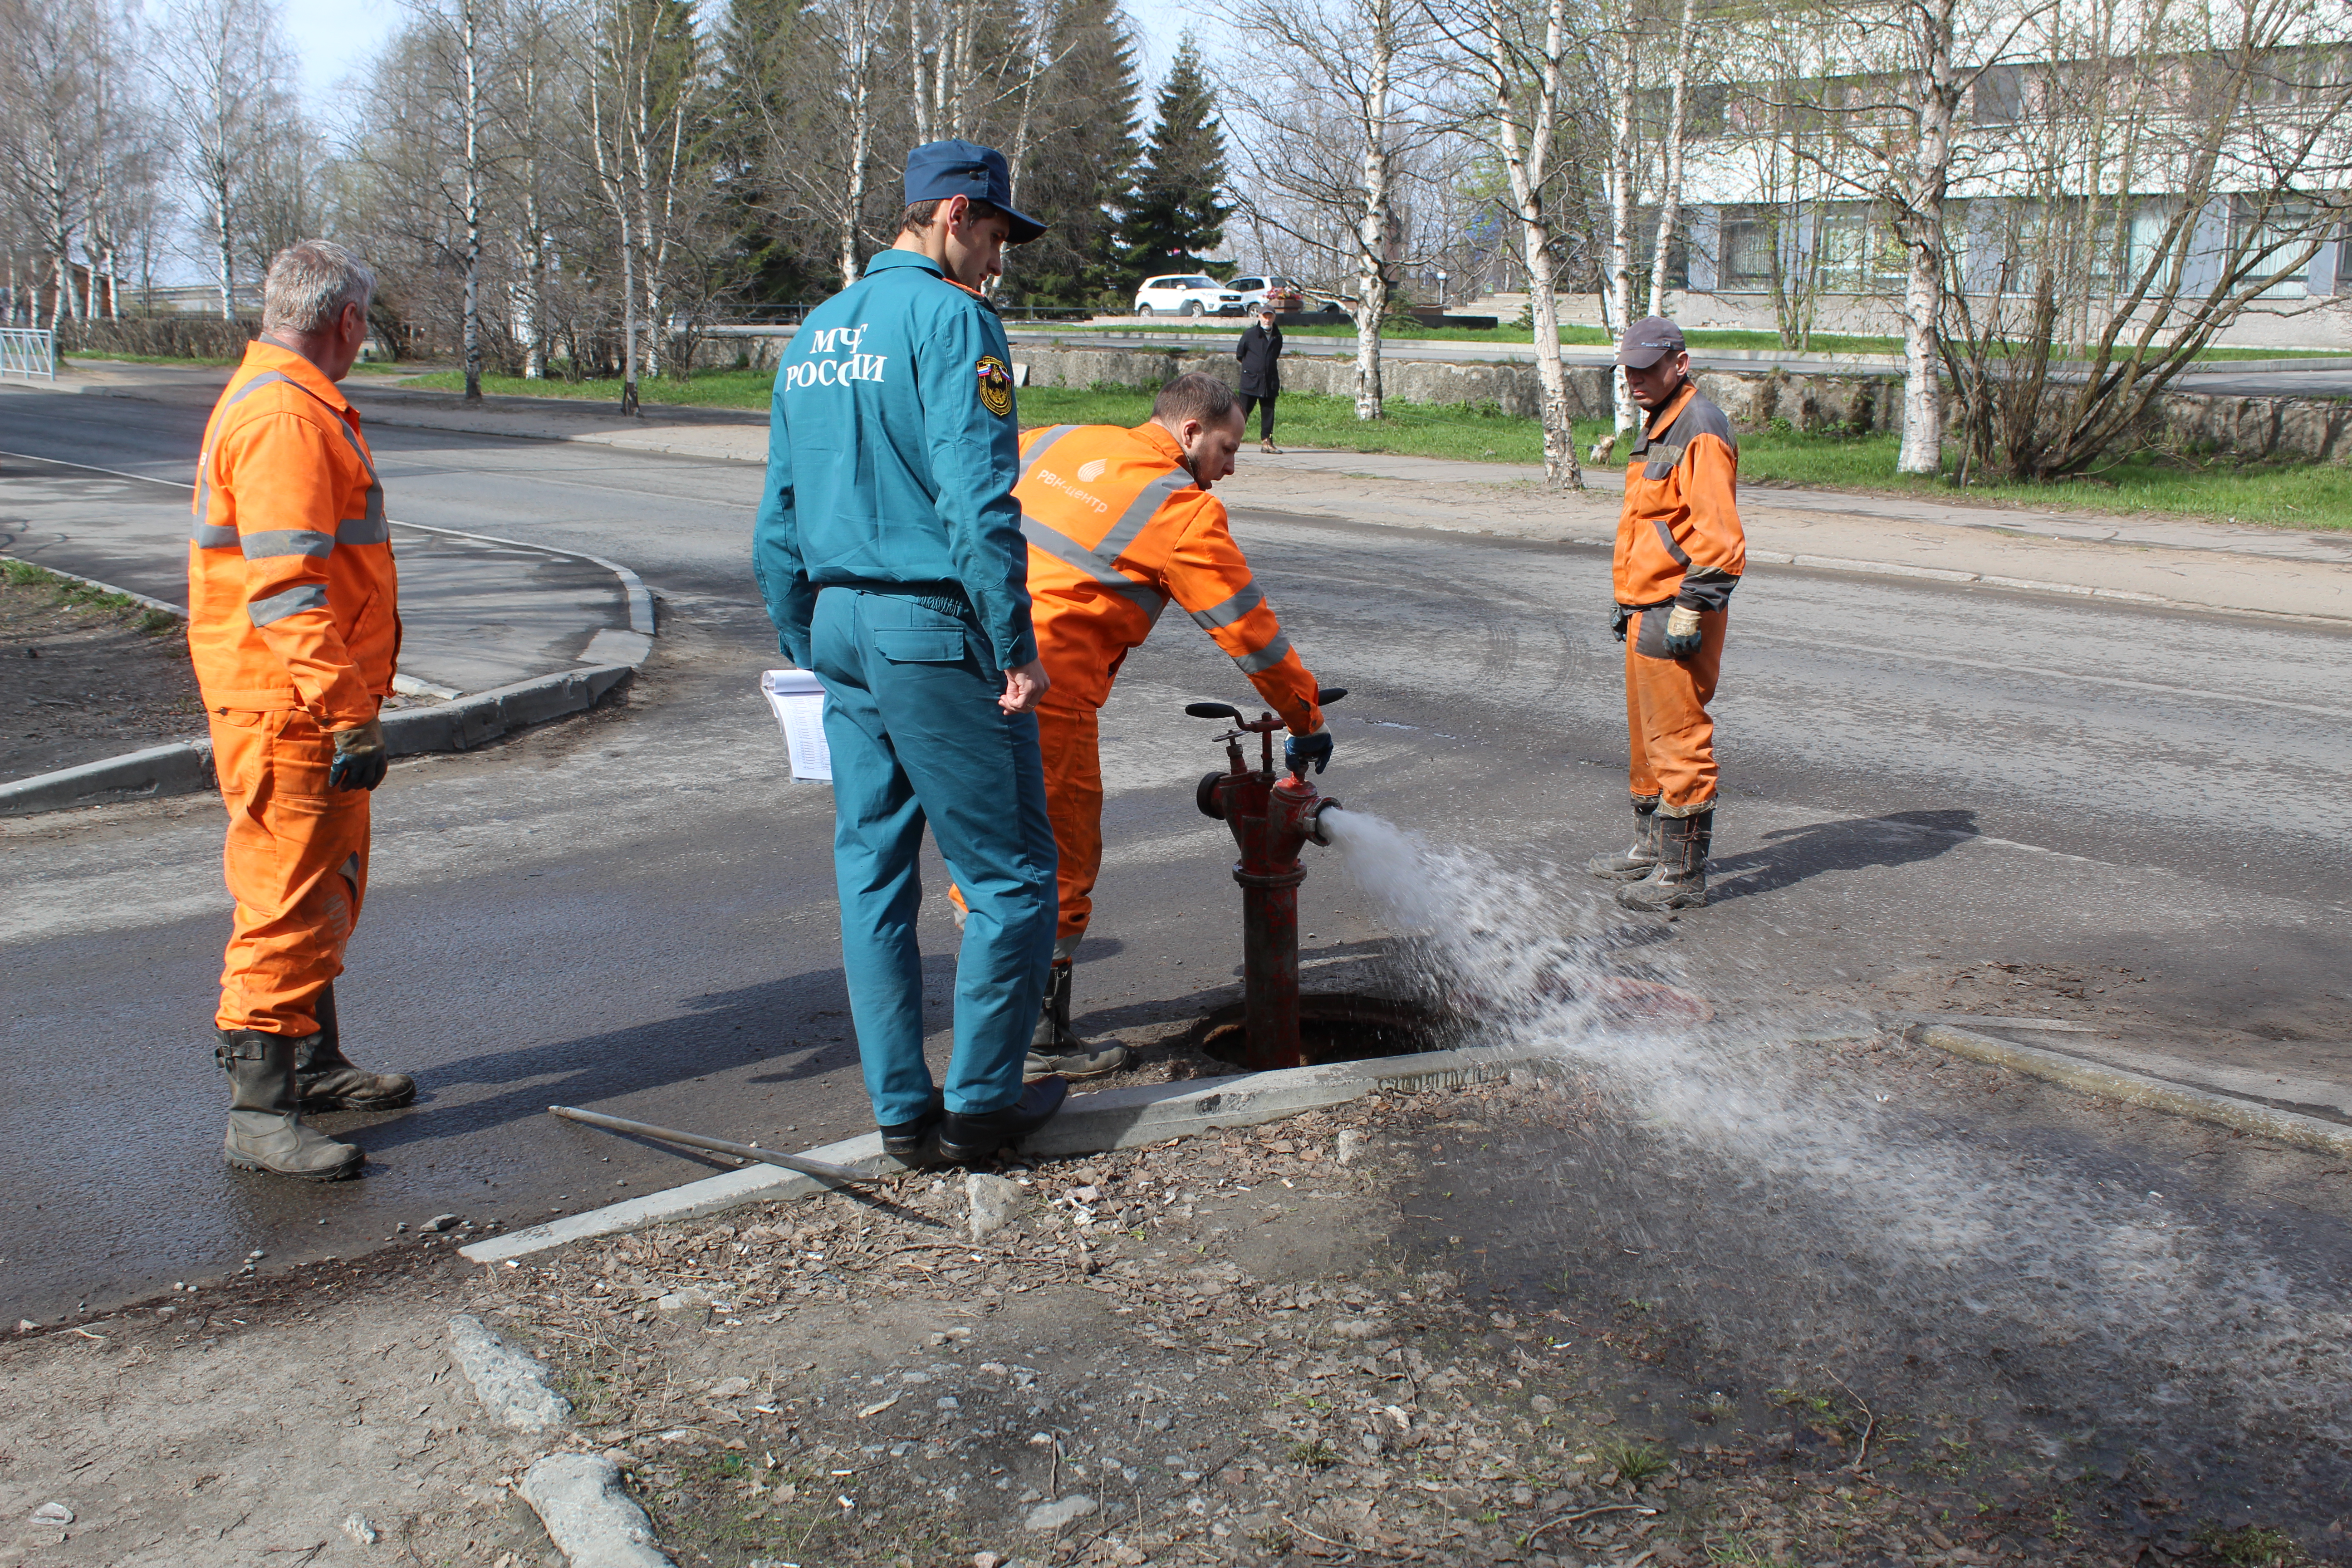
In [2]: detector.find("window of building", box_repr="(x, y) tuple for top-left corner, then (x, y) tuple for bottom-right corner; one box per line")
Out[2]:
(1721, 217), (1778, 290)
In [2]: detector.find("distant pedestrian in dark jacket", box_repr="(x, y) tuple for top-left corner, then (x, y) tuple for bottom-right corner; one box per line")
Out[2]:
(1235, 305), (1283, 453)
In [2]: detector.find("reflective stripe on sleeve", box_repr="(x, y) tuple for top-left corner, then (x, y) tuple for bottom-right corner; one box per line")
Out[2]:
(1232, 632), (1293, 674)
(191, 523), (240, 549)
(1189, 580), (1266, 631)
(1022, 516), (1170, 620)
(247, 583), (329, 627)
(240, 529), (337, 560)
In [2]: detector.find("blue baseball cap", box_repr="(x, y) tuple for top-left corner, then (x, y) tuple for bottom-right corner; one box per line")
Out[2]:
(902, 139), (1046, 244)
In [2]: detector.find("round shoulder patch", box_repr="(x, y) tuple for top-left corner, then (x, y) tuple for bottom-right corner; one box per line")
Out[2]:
(976, 356), (1014, 417)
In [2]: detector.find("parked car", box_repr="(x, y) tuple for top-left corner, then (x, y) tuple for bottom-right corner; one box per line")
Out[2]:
(1132, 274), (1245, 317)
(1227, 274), (1307, 314)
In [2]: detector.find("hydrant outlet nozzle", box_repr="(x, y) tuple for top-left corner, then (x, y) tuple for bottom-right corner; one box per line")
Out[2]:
(1308, 799), (1345, 847)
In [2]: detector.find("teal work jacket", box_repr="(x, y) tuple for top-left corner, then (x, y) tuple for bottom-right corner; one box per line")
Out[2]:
(752, 248), (1034, 672)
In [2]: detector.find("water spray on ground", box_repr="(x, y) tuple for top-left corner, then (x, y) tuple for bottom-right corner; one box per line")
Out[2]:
(1317, 805), (2352, 1531)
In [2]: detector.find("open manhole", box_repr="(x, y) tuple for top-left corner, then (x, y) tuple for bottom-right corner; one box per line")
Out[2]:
(1189, 991), (1460, 1069)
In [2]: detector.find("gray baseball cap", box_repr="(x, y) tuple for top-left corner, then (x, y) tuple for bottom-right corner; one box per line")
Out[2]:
(1617, 316), (1687, 368)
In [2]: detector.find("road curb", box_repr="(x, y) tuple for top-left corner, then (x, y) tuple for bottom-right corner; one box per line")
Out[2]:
(447, 1313), (575, 1434)
(519, 1453), (674, 1568)
(461, 1040), (1553, 1266)
(0, 555), (186, 617)
(0, 663), (637, 818)
(1906, 1020), (2352, 1157)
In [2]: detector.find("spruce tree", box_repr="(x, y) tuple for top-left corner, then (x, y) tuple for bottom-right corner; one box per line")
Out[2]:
(1115, 38), (1230, 281)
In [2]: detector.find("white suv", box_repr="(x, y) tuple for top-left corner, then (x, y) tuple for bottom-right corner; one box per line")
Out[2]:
(1132, 274), (1245, 317)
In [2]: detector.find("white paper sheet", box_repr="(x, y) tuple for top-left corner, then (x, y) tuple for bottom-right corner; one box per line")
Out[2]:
(761, 668), (832, 782)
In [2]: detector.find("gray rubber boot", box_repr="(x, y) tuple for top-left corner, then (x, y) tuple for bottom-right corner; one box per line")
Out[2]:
(1615, 809), (1713, 911)
(1586, 796), (1663, 881)
(294, 982), (416, 1111)
(1024, 961), (1128, 1080)
(217, 1029), (364, 1180)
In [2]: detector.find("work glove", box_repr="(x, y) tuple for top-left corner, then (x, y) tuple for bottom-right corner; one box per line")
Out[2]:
(1610, 605), (1631, 643)
(1285, 730), (1334, 776)
(328, 718), (389, 793)
(1662, 604), (1705, 658)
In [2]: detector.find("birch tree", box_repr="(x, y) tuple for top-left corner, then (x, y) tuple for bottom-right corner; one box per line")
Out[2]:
(1646, 0), (1698, 316)
(0, 0), (98, 328)
(1593, 5), (1641, 456)
(1227, 0), (1445, 419)
(160, 0), (296, 318)
(1439, 0), (1587, 485)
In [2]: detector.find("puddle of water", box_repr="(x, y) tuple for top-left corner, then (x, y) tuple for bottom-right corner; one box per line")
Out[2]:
(1319, 807), (2352, 1535)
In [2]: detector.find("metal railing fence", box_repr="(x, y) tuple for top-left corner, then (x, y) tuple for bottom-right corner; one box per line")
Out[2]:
(1, 327), (58, 381)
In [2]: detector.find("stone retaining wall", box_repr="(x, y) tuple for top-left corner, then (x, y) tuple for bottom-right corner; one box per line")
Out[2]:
(1009, 343), (2349, 463)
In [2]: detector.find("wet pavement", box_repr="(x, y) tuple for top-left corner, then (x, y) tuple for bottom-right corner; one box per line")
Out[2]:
(1400, 1036), (2352, 1542)
(0, 448), (633, 698)
(2, 387), (2347, 1365)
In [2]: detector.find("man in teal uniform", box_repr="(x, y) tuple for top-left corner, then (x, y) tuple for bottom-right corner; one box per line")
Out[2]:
(753, 140), (1066, 1165)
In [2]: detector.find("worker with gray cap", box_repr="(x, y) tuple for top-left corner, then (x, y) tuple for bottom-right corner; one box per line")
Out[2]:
(1587, 316), (1744, 911)
(752, 137), (1065, 1166)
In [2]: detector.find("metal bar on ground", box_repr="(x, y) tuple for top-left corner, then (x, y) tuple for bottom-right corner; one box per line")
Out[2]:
(549, 1105), (885, 1187)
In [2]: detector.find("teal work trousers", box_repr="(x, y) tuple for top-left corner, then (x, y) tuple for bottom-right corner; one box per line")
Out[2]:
(811, 586), (1057, 1125)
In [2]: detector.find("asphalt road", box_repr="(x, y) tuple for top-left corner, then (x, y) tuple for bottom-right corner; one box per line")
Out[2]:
(3, 391), (2347, 1330)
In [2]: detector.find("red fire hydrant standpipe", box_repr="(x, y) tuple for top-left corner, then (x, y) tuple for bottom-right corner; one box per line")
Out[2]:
(1190, 690), (1347, 1071)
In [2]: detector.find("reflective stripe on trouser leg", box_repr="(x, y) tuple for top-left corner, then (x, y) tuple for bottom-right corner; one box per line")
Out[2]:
(1037, 687), (1102, 949)
(210, 708), (371, 1036)
(813, 588), (1057, 1125)
(1625, 607), (1727, 815)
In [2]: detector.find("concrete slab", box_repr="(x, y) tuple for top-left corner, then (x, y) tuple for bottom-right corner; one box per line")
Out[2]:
(460, 1041), (1554, 1265)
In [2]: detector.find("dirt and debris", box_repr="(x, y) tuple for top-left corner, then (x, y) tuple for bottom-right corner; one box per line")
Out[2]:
(461, 1065), (2343, 1568)
(0, 564), (204, 783)
(3, 1049), (2342, 1567)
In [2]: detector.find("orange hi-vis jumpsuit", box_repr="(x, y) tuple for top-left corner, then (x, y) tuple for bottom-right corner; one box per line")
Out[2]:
(189, 340), (401, 1038)
(1614, 382), (1744, 818)
(1009, 421), (1324, 956)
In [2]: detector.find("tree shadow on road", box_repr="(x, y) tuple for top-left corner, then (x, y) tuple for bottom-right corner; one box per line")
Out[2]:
(1708, 809), (1979, 905)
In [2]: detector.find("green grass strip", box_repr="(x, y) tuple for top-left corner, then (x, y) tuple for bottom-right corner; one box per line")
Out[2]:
(392, 369), (2350, 529)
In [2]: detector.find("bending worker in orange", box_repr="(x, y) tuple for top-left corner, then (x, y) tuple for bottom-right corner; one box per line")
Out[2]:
(188, 239), (414, 1182)
(1588, 316), (1745, 911)
(966, 372), (1331, 1076)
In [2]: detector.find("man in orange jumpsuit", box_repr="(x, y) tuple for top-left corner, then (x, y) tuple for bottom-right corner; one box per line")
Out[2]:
(1587, 317), (1744, 911)
(189, 239), (414, 1182)
(983, 372), (1331, 1075)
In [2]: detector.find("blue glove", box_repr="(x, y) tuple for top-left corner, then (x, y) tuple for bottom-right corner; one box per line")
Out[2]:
(1285, 730), (1334, 776)
(1610, 605), (1631, 643)
(1661, 605), (1704, 658)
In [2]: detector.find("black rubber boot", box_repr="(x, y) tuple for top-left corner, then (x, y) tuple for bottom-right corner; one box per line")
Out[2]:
(1615, 809), (1713, 911)
(937, 1077), (1069, 1166)
(1025, 961), (1128, 1080)
(880, 1089), (946, 1160)
(1586, 796), (1663, 881)
(294, 982), (417, 1111)
(217, 1029), (364, 1180)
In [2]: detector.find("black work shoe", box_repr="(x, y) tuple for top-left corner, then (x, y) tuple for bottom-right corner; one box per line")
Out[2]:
(879, 1089), (946, 1160)
(936, 1078), (1068, 1166)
